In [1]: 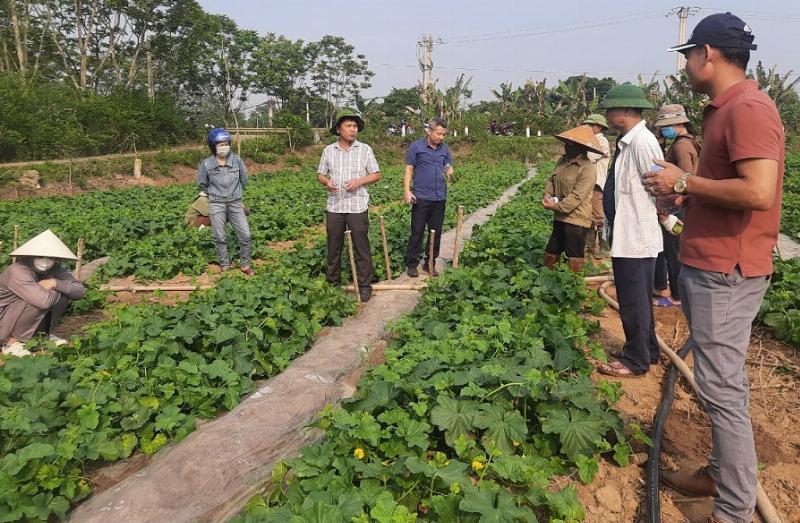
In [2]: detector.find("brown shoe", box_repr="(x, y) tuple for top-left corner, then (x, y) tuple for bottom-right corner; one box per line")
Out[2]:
(661, 465), (717, 497)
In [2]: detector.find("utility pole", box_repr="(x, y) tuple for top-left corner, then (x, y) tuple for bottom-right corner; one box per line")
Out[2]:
(671, 7), (700, 74)
(417, 35), (434, 102)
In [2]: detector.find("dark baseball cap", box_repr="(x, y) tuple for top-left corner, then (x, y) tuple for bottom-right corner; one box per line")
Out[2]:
(667, 12), (757, 53)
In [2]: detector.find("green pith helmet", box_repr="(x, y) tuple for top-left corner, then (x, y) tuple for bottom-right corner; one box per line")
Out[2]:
(582, 113), (609, 129)
(598, 82), (654, 110)
(330, 107), (365, 135)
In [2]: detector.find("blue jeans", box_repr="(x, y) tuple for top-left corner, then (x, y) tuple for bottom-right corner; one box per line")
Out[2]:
(209, 200), (251, 268)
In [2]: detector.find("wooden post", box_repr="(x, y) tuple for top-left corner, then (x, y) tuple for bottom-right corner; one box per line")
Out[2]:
(452, 205), (464, 268)
(345, 230), (360, 303)
(75, 239), (85, 280)
(379, 216), (392, 281)
(428, 229), (436, 276)
(12, 225), (19, 263)
(133, 158), (142, 178)
(344, 283), (426, 292)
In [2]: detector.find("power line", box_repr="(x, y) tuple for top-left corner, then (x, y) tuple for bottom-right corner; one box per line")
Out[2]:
(439, 12), (666, 45)
(375, 62), (673, 78)
(438, 9), (669, 43)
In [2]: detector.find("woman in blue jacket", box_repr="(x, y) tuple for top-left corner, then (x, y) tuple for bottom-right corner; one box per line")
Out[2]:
(197, 128), (253, 275)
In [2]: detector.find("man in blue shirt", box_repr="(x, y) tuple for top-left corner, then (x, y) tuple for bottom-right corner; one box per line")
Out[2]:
(403, 118), (454, 277)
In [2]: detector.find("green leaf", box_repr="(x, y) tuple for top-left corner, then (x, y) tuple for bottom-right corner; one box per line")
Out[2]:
(541, 486), (585, 521)
(77, 403), (100, 429)
(155, 405), (185, 433)
(473, 404), (527, 454)
(430, 397), (478, 440)
(1, 443), (55, 475)
(575, 454), (599, 484)
(209, 324), (240, 345)
(540, 407), (606, 460)
(459, 485), (537, 523)
(370, 491), (417, 522)
(396, 418), (431, 450)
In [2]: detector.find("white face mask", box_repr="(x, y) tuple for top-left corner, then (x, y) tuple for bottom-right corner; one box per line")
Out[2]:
(216, 145), (231, 157)
(33, 257), (56, 273)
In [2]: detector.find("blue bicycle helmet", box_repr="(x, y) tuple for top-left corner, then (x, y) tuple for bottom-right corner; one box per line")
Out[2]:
(207, 128), (233, 153)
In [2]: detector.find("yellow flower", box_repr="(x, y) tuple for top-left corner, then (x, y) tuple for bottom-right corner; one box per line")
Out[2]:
(512, 440), (520, 447)
(353, 447), (365, 460)
(471, 460), (484, 471)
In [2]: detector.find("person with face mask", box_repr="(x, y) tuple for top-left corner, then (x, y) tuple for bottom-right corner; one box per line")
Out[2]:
(643, 14), (783, 523)
(541, 125), (603, 272)
(0, 230), (86, 357)
(198, 128), (253, 274)
(651, 104), (701, 307)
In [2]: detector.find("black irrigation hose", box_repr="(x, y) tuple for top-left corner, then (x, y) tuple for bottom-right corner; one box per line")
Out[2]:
(595, 278), (783, 523)
(645, 342), (693, 523)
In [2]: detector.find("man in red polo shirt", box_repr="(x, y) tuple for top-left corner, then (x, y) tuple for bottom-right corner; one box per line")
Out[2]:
(644, 12), (784, 523)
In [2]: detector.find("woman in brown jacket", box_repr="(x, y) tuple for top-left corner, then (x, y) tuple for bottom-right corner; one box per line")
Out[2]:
(542, 125), (605, 272)
(653, 104), (701, 306)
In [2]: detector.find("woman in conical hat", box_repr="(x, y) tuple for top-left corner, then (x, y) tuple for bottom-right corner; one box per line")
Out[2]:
(541, 125), (604, 273)
(1, 230), (85, 357)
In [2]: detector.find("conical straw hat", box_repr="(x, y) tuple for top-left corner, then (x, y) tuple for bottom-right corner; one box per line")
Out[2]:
(10, 229), (77, 260)
(555, 125), (605, 155)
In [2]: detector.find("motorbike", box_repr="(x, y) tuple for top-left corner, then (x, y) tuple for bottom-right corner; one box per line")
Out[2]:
(488, 121), (516, 136)
(386, 123), (415, 136)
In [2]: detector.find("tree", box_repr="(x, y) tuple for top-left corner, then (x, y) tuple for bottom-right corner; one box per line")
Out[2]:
(306, 35), (373, 127)
(250, 33), (308, 107)
(442, 74), (472, 123)
(752, 61), (800, 131)
(380, 87), (421, 121)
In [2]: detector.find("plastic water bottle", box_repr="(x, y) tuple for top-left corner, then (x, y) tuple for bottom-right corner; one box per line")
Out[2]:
(650, 164), (682, 215)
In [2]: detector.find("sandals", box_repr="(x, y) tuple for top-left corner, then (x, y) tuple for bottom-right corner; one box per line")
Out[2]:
(654, 296), (681, 308)
(598, 360), (644, 378)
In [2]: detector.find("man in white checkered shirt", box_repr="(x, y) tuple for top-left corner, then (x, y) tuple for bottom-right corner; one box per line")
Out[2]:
(597, 83), (664, 378)
(317, 108), (382, 302)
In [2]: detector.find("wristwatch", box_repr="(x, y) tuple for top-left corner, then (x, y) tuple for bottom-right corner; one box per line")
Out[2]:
(673, 172), (691, 194)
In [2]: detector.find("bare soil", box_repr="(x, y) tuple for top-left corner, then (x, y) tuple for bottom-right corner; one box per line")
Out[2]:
(573, 283), (800, 523)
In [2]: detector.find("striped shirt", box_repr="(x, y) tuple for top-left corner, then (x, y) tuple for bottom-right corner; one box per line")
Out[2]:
(317, 140), (380, 214)
(608, 120), (664, 258)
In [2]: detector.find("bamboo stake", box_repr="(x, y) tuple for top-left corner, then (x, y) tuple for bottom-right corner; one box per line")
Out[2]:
(75, 239), (85, 280)
(428, 229), (436, 275)
(379, 216), (392, 281)
(343, 283), (426, 292)
(345, 230), (360, 303)
(12, 225), (19, 263)
(451, 205), (464, 268)
(100, 284), (212, 292)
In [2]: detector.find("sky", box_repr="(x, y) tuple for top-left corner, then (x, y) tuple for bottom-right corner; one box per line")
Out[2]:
(198, 0), (800, 103)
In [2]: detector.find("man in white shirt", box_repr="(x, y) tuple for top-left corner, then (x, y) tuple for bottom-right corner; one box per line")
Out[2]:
(597, 83), (664, 377)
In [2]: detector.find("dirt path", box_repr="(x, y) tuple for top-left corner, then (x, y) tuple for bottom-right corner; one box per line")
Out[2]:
(68, 168), (539, 523)
(572, 284), (800, 523)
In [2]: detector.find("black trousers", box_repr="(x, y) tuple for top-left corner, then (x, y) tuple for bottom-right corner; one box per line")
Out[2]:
(404, 199), (446, 268)
(654, 228), (682, 299)
(326, 211), (373, 290)
(612, 257), (659, 374)
(545, 220), (589, 258)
